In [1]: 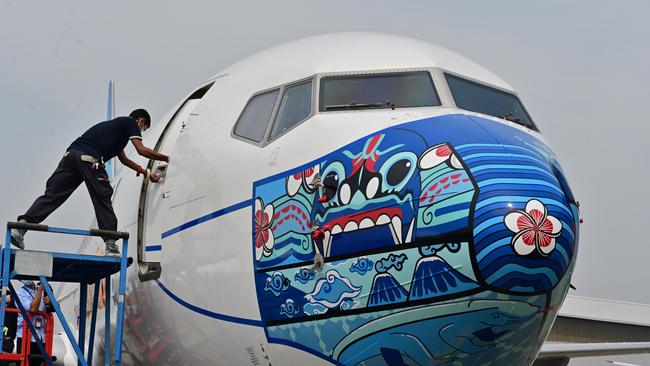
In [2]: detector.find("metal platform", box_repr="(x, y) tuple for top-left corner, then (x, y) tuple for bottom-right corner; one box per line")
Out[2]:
(0, 222), (130, 366)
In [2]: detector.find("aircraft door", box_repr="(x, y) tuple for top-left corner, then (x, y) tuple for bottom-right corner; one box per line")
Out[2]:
(137, 82), (214, 281)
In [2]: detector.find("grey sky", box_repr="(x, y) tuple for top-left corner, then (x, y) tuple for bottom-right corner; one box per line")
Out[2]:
(1, 0), (648, 317)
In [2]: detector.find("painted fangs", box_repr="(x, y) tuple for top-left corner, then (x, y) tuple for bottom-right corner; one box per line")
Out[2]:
(325, 212), (405, 247)
(405, 218), (415, 244)
(323, 231), (332, 257)
(389, 216), (403, 244)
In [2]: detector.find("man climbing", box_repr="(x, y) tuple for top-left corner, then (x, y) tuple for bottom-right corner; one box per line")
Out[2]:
(10, 109), (169, 256)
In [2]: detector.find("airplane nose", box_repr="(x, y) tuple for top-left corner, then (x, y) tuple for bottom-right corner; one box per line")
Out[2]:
(456, 133), (579, 294)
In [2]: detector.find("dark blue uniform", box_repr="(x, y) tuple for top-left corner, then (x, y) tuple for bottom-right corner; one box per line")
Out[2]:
(69, 116), (142, 161)
(18, 117), (142, 233)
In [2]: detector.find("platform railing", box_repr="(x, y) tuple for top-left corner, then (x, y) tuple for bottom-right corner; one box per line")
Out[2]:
(0, 222), (130, 366)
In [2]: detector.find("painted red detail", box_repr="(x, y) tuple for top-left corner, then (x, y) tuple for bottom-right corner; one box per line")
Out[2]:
(435, 145), (452, 157)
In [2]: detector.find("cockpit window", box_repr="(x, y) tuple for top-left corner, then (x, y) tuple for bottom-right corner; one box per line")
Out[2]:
(320, 71), (440, 111)
(445, 73), (537, 130)
(233, 89), (279, 142)
(270, 80), (313, 140)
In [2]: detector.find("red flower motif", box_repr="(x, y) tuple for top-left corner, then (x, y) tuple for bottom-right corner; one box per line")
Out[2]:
(504, 200), (562, 256)
(255, 198), (275, 260)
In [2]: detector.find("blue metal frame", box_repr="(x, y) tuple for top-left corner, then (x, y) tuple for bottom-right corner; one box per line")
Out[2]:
(105, 276), (111, 366)
(87, 280), (100, 365)
(0, 223), (129, 366)
(79, 282), (87, 366)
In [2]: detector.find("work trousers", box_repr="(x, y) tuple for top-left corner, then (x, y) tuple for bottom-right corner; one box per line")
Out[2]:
(18, 149), (117, 237)
(16, 337), (45, 366)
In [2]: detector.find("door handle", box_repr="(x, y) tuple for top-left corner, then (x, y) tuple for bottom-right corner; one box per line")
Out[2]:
(155, 163), (168, 179)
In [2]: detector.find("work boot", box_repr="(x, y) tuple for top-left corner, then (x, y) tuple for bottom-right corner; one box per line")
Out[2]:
(10, 219), (27, 249)
(104, 240), (121, 257)
(10, 229), (25, 249)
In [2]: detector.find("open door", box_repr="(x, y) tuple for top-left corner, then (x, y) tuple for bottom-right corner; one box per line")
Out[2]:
(137, 81), (216, 281)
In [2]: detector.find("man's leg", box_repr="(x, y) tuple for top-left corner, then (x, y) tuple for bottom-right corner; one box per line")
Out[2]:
(28, 341), (41, 366)
(76, 157), (120, 256)
(13, 154), (82, 248)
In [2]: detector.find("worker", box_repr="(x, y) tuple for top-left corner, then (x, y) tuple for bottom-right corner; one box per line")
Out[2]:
(10, 109), (169, 256)
(15, 280), (48, 366)
(2, 289), (17, 354)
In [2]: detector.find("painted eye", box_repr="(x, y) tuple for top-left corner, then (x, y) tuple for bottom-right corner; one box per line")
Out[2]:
(419, 144), (452, 170)
(386, 160), (411, 186)
(286, 172), (302, 196)
(320, 162), (345, 204)
(323, 171), (339, 189)
(366, 176), (379, 199)
(379, 152), (417, 192)
(339, 183), (351, 205)
(303, 164), (320, 181)
(302, 164), (320, 193)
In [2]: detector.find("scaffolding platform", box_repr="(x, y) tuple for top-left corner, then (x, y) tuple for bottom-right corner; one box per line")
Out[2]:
(0, 222), (130, 366)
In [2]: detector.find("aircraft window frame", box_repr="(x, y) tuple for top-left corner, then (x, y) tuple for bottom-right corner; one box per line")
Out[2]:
(267, 78), (315, 143)
(231, 75), (316, 147)
(318, 70), (441, 112)
(443, 71), (538, 131)
(232, 88), (281, 143)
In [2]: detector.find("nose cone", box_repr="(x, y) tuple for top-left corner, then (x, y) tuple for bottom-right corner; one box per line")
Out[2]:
(457, 117), (579, 293)
(252, 113), (579, 366)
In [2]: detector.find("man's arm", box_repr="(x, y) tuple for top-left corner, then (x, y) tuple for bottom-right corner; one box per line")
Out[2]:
(30, 285), (44, 312)
(118, 151), (142, 173)
(131, 139), (169, 163)
(18, 286), (43, 313)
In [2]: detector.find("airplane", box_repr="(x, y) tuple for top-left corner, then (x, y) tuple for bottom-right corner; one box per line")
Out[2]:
(40, 32), (595, 365)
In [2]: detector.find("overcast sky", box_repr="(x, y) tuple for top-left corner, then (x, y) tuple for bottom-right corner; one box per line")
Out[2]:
(1, 0), (649, 331)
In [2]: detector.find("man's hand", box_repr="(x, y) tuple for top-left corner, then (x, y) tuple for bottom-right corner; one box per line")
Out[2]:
(37, 283), (44, 293)
(149, 172), (161, 183)
(43, 296), (51, 306)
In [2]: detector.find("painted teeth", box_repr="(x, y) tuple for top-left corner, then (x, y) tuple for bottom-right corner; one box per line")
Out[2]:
(359, 218), (374, 229)
(323, 231), (332, 257)
(325, 214), (405, 245)
(376, 215), (390, 225)
(389, 216), (403, 244)
(405, 218), (414, 244)
(344, 221), (358, 232)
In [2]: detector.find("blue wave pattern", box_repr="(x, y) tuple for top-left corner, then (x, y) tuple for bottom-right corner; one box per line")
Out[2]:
(305, 270), (362, 310)
(456, 142), (576, 292)
(375, 253), (408, 273)
(280, 299), (300, 318)
(264, 272), (291, 297)
(350, 257), (374, 276)
(294, 268), (316, 284)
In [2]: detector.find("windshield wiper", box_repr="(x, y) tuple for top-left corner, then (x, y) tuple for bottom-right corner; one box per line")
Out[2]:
(324, 101), (384, 111)
(500, 112), (521, 123)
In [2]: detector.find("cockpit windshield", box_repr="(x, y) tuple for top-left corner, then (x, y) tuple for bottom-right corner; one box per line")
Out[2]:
(320, 71), (440, 111)
(445, 73), (537, 130)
